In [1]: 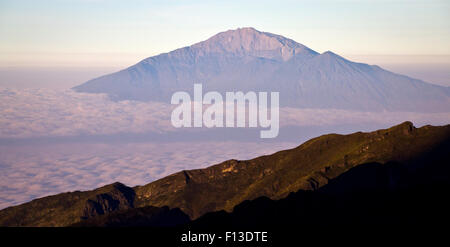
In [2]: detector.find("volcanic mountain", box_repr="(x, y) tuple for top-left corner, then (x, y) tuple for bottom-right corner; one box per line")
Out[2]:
(73, 27), (450, 112)
(1, 121), (449, 227)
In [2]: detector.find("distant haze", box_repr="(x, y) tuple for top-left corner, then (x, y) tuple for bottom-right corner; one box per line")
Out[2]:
(1, 54), (449, 90)
(347, 55), (450, 87)
(1, 0), (449, 87)
(1, 0), (449, 60)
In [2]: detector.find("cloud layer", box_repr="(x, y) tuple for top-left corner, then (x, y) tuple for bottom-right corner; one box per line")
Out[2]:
(1, 88), (449, 139)
(0, 88), (449, 209)
(0, 88), (175, 138)
(0, 141), (296, 209)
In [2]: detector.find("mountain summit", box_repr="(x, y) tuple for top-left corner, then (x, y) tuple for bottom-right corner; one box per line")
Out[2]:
(189, 27), (318, 61)
(73, 28), (450, 112)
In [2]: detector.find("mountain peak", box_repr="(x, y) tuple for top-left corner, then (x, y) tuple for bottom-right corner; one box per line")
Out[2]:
(321, 50), (345, 60)
(229, 27), (259, 34)
(191, 27), (317, 61)
(322, 50), (336, 55)
(73, 28), (450, 112)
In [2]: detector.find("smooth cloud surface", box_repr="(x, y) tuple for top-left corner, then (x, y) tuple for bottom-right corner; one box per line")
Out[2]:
(0, 141), (295, 209)
(1, 88), (449, 139)
(0, 88), (449, 209)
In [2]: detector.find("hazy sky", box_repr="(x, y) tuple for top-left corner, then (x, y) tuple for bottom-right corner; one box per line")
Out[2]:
(0, 0), (449, 66)
(0, 0), (449, 208)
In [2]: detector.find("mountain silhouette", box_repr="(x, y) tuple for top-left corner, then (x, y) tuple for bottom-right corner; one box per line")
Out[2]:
(0, 121), (449, 227)
(73, 27), (450, 112)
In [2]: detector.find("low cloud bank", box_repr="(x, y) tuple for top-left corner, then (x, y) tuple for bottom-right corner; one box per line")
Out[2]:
(0, 141), (295, 209)
(0, 88), (449, 209)
(1, 88), (449, 139)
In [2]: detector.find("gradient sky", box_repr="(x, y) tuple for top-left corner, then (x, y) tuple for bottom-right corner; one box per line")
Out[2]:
(0, 0), (449, 67)
(0, 0), (450, 210)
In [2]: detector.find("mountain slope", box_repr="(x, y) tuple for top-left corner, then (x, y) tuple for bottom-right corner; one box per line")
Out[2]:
(73, 27), (450, 112)
(132, 121), (450, 219)
(191, 161), (450, 229)
(0, 182), (134, 227)
(0, 121), (449, 226)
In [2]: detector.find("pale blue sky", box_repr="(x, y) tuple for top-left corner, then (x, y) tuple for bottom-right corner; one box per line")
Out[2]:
(0, 0), (449, 67)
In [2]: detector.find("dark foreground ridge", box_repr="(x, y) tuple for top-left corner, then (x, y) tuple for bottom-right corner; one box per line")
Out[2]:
(1, 121), (449, 229)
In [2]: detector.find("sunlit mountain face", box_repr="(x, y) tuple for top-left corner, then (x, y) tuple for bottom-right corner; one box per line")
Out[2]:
(74, 27), (450, 112)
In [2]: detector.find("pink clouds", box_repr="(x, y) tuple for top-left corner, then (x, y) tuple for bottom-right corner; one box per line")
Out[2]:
(0, 88), (449, 139)
(0, 141), (296, 209)
(0, 88), (449, 209)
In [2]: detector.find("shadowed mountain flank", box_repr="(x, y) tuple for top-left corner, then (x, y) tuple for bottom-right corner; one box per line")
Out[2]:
(131, 121), (450, 220)
(72, 206), (190, 227)
(0, 121), (449, 226)
(191, 144), (450, 229)
(0, 182), (134, 227)
(73, 28), (450, 112)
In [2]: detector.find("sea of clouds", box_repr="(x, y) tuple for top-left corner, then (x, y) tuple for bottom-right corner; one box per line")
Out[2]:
(0, 88), (449, 209)
(0, 141), (295, 209)
(1, 88), (449, 139)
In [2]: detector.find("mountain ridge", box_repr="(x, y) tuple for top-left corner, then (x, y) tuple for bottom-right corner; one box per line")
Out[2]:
(1, 121), (449, 226)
